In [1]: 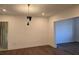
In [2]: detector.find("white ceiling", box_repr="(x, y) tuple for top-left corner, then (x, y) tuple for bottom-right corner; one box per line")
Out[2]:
(0, 4), (77, 17)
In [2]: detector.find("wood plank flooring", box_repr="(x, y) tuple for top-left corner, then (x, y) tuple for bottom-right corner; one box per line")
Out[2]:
(0, 45), (68, 55)
(57, 42), (79, 55)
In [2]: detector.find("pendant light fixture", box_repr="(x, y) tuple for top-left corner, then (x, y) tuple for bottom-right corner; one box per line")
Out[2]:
(27, 4), (32, 26)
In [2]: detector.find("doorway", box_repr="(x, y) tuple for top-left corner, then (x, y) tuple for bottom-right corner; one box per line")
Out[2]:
(54, 17), (79, 54)
(54, 19), (75, 48)
(0, 22), (8, 49)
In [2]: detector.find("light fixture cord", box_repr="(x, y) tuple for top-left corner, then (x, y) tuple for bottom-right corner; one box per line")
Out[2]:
(28, 4), (30, 16)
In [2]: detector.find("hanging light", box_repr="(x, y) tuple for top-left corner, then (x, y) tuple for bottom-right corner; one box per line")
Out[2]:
(27, 4), (32, 26)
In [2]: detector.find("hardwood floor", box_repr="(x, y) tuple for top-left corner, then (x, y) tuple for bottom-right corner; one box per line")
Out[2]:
(0, 42), (79, 55)
(57, 42), (79, 55)
(0, 45), (68, 55)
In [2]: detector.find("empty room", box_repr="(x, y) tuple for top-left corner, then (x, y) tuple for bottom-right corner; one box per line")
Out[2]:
(0, 4), (79, 55)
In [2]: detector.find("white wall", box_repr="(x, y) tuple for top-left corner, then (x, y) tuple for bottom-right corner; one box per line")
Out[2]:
(48, 16), (57, 48)
(0, 15), (49, 50)
(74, 17), (79, 42)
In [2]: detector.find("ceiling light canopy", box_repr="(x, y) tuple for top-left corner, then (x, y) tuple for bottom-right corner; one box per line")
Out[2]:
(42, 12), (45, 16)
(2, 9), (6, 12)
